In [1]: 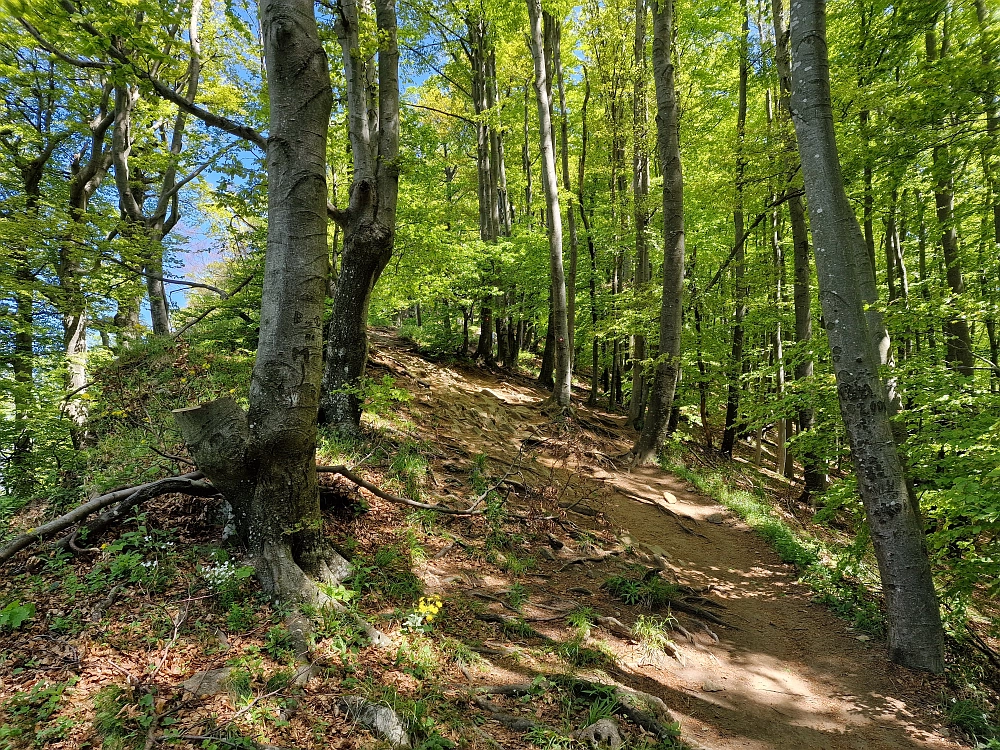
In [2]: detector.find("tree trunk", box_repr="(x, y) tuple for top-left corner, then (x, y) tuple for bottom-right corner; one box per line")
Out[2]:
(554, 17), (578, 371)
(720, 0), (750, 459)
(789, 0), (943, 673)
(632, 0), (684, 465)
(178, 0), (353, 603)
(629, 0), (651, 430)
(527, 0), (572, 411)
(320, 0), (400, 434)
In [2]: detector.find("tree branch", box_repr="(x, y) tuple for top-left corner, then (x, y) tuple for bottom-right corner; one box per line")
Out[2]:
(317, 465), (484, 515)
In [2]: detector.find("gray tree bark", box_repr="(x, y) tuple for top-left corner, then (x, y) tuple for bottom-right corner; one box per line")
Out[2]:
(628, 0), (651, 430)
(788, 0), (943, 673)
(527, 0), (572, 411)
(632, 0), (684, 465)
(772, 0), (826, 496)
(177, 0), (351, 602)
(320, 0), (400, 433)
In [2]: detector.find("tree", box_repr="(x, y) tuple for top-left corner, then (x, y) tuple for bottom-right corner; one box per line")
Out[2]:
(319, 0), (401, 435)
(526, 0), (572, 412)
(631, 0), (683, 465)
(176, 0), (350, 601)
(788, 0), (944, 672)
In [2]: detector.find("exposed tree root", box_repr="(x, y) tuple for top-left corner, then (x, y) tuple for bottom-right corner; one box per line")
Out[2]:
(0, 473), (214, 567)
(342, 696), (412, 748)
(472, 695), (542, 732)
(318, 465), (488, 515)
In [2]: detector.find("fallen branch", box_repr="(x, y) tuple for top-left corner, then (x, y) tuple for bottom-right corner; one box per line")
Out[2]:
(53, 476), (218, 553)
(0, 473), (208, 566)
(317, 465), (484, 515)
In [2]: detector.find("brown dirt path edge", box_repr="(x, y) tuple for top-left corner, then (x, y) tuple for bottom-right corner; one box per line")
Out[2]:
(371, 330), (962, 750)
(604, 466), (960, 750)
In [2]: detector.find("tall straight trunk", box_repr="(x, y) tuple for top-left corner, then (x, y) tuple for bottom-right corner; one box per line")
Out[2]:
(320, 0), (401, 433)
(629, 0), (651, 429)
(775, 0), (825, 495)
(553, 17), (578, 370)
(61, 102), (113, 448)
(926, 28), (974, 378)
(721, 0), (750, 458)
(632, 0), (684, 465)
(527, 0), (572, 410)
(789, 0), (943, 673)
(691, 246), (712, 448)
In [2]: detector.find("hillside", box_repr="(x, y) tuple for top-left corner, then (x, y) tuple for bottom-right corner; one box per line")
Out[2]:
(0, 331), (975, 750)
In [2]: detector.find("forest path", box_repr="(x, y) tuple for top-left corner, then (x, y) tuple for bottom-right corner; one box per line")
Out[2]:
(369, 330), (960, 750)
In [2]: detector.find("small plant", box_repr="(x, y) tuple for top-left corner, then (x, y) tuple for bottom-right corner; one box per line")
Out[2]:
(524, 725), (575, 750)
(226, 602), (259, 633)
(93, 685), (156, 750)
(586, 694), (618, 725)
(946, 697), (998, 742)
(632, 614), (677, 660)
(566, 606), (598, 638)
(506, 583), (529, 610)
(395, 634), (439, 680)
(604, 573), (679, 609)
(403, 594), (444, 633)
(200, 558), (255, 606)
(0, 600), (35, 631)
(264, 625), (296, 662)
(555, 635), (613, 668)
(0, 677), (77, 747)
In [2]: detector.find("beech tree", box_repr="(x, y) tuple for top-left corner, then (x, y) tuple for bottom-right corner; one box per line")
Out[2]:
(319, 0), (401, 434)
(526, 0), (572, 411)
(788, 0), (944, 672)
(631, 0), (683, 465)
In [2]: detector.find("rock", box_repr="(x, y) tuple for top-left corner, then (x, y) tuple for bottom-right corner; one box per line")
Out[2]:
(701, 681), (724, 693)
(547, 533), (565, 550)
(662, 491), (678, 504)
(342, 696), (412, 748)
(571, 718), (623, 749)
(539, 547), (557, 561)
(705, 513), (725, 524)
(181, 667), (232, 696)
(568, 586), (594, 596)
(855, 635), (871, 642)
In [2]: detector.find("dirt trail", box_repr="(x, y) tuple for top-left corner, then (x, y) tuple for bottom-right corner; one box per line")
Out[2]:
(372, 331), (960, 750)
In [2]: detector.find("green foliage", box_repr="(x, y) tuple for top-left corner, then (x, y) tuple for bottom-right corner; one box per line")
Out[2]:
(604, 573), (679, 610)
(945, 698), (998, 743)
(349, 545), (424, 607)
(92, 686), (157, 750)
(263, 625), (296, 662)
(0, 677), (76, 747)
(395, 633), (439, 680)
(554, 635), (614, 668)
(0, 600), (35, 631)
(225, 602), (259, 634)
(632, 614), (677, 658)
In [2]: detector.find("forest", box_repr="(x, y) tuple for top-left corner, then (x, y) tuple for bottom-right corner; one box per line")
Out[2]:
(0, 0), (998, 748)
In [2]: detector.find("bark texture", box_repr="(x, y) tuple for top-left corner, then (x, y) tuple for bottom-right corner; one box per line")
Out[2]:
(527, 0), (572, 410)
(320, 0), (400, 433)
(178, 0), (350, 602)
(632, 0), (684, 465)
(789, 0), (943, 673)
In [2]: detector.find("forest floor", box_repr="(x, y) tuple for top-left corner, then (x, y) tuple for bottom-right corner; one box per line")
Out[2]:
(0, 329), (975, 750)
